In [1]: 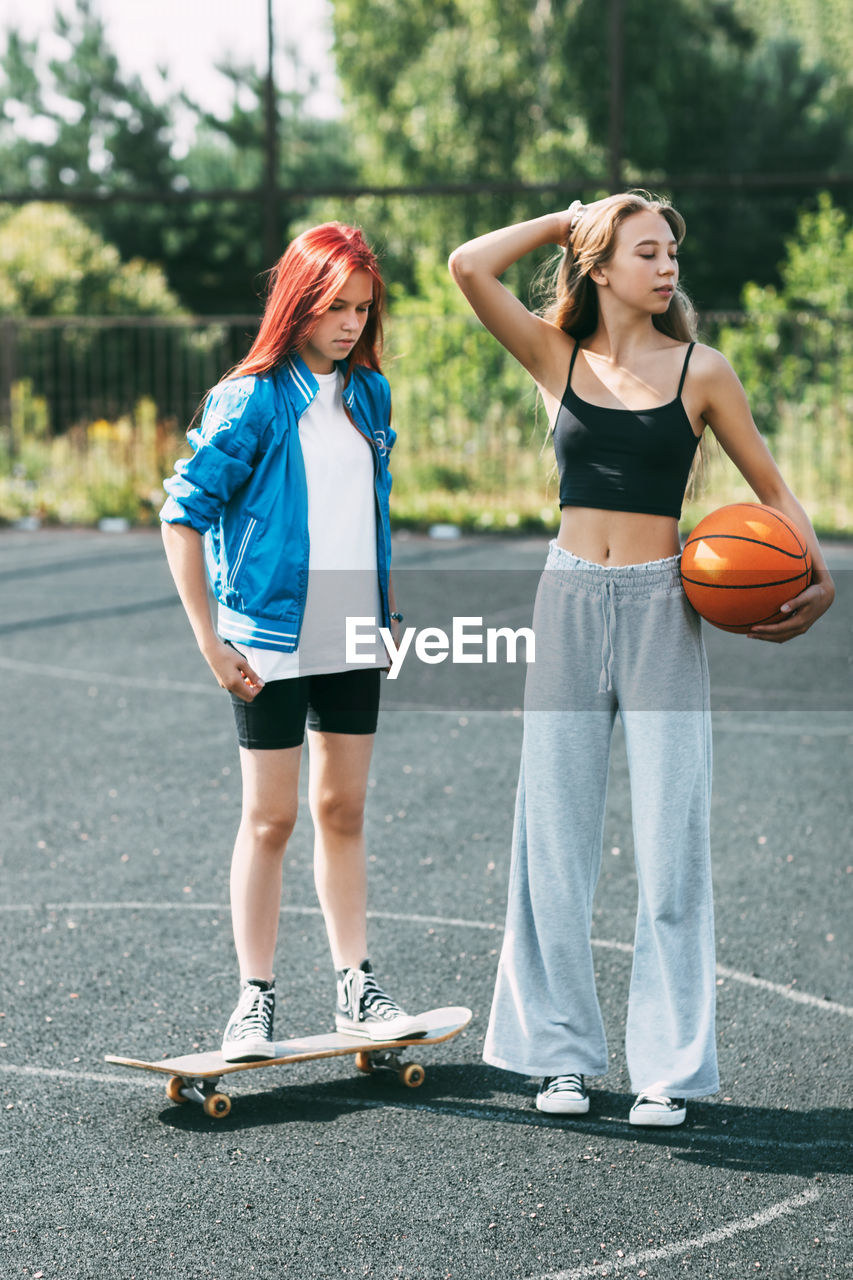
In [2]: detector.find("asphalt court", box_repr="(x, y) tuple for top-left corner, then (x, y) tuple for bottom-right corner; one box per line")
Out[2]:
(1, 527), (851, 1279)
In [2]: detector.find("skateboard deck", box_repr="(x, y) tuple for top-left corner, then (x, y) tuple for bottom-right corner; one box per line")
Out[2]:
(106, 1005), (472, 1118)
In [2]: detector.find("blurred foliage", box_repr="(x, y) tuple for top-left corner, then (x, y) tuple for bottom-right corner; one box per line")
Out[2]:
(0, 392), (188, 525)
(0, 4), (175, 195)
(0, 202), (183, 316)
(3, 297), (852, 532)
(157, 51), (357, 311)
(1, 0), (852, 313)
(730, 0), (853, 84)
(0, 0), (355, 313)
(0, 0), (183, 292)
(718, 195), (853, 478)
(330, 0), (853, 308)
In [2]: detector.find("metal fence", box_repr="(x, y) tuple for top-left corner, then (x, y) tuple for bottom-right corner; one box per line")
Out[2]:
(1, 311), (851, 532)
(0, 315), (261, 440)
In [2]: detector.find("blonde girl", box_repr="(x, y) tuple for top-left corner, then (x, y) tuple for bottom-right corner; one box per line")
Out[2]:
(449, 194), (834, 1125)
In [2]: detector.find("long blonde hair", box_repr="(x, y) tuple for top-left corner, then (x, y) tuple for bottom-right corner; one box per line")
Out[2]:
(541, 190), (697, 344)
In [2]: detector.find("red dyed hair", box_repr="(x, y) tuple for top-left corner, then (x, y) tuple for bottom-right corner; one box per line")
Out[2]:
(228, 222), (385, 381)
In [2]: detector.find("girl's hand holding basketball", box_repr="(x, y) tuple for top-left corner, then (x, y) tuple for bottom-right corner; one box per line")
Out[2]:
(748, 572), (836, 643)
(204, 637), (265, 700)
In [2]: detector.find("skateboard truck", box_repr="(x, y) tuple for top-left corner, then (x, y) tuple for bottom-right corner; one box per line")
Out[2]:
(165, 1075), (233, 1118)
(354, 1048), (425, 1088)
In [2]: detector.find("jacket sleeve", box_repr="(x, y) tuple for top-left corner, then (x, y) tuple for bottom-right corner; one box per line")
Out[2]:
(160, 378), (267, 532)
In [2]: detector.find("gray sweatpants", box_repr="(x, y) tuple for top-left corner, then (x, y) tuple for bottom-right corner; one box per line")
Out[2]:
(483, 543), (719, 1098)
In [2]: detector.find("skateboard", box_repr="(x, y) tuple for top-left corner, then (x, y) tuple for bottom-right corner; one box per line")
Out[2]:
(105, 1005), (472, 1118)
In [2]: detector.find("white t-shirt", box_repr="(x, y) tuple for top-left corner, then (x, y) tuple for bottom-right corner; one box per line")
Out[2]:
(238, 369), (384, 681)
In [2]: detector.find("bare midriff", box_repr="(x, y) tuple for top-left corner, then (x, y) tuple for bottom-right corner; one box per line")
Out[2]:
(556, 506), (682, 566)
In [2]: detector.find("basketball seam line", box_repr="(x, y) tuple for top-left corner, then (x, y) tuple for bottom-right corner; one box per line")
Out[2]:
(680, 571), (810, 590)
(685, 504), (808, 557)
(682, 533), (808, 561)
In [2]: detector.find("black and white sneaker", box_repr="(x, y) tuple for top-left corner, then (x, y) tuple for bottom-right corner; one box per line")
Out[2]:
(221, 979), (276, 1062)
(335, 960), (428, 1041)
(629, 1093), (687, 1126)
(535, 1073), (590, 1115)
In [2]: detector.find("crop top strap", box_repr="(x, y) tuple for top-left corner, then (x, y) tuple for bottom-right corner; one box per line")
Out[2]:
(567, 339), (581, 389)
(676, 342), (696, 399)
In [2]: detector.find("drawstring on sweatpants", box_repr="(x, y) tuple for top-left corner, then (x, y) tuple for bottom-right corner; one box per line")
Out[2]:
(598, 580), (616, 694)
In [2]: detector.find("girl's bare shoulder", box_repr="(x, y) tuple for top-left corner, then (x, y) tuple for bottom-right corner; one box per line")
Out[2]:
(688, 341), (735, 374)
(684, 342), (742, 394)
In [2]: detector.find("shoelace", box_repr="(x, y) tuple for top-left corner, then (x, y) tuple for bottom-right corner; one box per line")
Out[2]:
(544, 1073), (585, 1094)
(232, 985), (274, 1041)
(354, 970), (403, 1020)
(635, 1093), (678, 1108)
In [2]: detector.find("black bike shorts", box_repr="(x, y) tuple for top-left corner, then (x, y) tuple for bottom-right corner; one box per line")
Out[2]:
(230, 668), (381, 750)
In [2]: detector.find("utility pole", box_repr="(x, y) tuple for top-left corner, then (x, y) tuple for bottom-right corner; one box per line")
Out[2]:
(608, 0), (624, 191)
(263, 0), (279, 265)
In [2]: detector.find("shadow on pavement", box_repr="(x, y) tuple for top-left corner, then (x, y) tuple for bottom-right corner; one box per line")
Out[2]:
(156, 1064), (852, 1177)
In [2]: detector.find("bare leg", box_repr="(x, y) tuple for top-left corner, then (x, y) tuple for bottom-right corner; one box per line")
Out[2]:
(307, 730), (375, 970)
(230, 745), (302, 981)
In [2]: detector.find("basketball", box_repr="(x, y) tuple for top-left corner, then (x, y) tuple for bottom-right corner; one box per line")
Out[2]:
(681, 503), (812, 632)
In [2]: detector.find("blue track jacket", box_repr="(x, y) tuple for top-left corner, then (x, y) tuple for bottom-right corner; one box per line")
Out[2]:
(160, 353), (395, 653)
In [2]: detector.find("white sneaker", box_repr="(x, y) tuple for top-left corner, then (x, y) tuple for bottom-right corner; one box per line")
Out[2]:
(629, 1093), (687, 1126)
(221, 979), (276, 1062)
(535, 1073), (590, 1115)
(335, 960), (428, 1041)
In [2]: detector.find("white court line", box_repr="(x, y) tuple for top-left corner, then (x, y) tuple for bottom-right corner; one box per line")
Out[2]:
(5, 901), (852, 1017)
(0, 1062), (161, 1090)
(714, 963), (853, 1015)
(0, 655), (847, 731)
(531, 1187), (821, 1280)
(0, 655), (213, 696)
(710, 721), (851, 736)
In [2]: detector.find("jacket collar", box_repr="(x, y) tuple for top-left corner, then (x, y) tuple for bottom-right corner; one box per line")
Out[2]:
(279, 352), (357, 416)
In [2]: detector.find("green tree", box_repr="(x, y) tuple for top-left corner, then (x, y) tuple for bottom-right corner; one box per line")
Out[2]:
(0, 202), (184, 440)
(720, 193), (853, 437)
(171, 53), (357, 311)
(0, 202), (182, 315)
(330, 0), (604, 296)
(730, 0), (853, 87)
(652, 35), (851, 307)
(0, 0), (181, 270)
(330, 0), (853, 308)
(0, 0), (357, 312)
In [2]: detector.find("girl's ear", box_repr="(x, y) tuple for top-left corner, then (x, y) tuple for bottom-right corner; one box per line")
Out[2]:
(589, 264), (608, 287)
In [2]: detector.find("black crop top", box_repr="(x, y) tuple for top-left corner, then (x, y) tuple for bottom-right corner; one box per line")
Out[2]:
(553, 341), (700, 519)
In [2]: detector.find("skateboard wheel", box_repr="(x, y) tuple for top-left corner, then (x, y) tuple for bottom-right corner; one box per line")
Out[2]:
(203, 1092), (232, 1119)
(400, 1063), (425, 1088)
(166, 1076), (188, 1105)
(355, 1051), (374, 1074)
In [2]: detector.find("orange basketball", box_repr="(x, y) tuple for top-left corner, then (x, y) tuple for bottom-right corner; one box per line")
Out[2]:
(681, 503), (812, 633)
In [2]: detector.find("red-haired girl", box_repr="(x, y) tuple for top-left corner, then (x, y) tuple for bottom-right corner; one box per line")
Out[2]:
(450, 195), (834, 1126)
(161, 222), (428, 1060)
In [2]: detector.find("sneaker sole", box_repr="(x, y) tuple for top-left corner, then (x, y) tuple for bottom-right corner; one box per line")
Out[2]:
(335, 1016), (430, 1041)
(629, 1107), (687, 1127)
(535, 1095), (590, 1115)
(221, 1041), (277, 1063)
